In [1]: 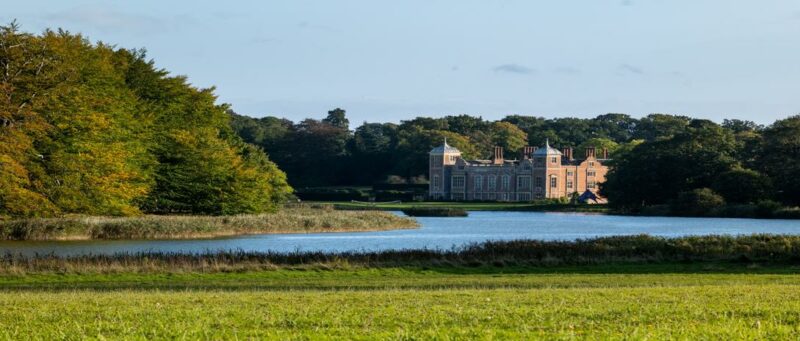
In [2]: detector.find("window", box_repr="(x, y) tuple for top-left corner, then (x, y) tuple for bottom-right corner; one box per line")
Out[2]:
(550, 176), (558, 188)
(589, 162), (595, 168)
(567, 171), (574, 177)
(551, 157), (558, 163)
(502, 175), (510, 190)
(567, 180), (574, 189)
(518, 193), (532, 201)
(452, 176), (465, 188)
(587, 181), (596, 189)
(449, 155), (457, 162)
(587, 171), (596, 177)
(534, 177), (543, 188)
(474, 175), (483, 192)
(501, 193), (509, 201)
(488, 175), (497, 190)
(517, 176), (531, 190)
(432, 175), (440, 190)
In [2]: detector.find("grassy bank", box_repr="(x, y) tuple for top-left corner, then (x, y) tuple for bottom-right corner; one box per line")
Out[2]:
(328, 200), (610, 213)
(0, 208), (418, 241)
(4, 235), (800, 274)
(2, 267), (800, 338)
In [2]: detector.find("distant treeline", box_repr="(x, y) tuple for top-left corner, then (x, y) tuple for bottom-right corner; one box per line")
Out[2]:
(232, 109), (713, 187)
(0, 22), (292, 218)
(231, 106), (800, 214)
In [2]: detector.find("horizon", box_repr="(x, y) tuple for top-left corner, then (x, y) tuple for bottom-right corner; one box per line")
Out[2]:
(5, 1), (800, 125)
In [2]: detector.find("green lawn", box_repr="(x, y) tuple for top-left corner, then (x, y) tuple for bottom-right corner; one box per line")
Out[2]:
(326, 200), (610, 212)
(3, 264), (800, 339)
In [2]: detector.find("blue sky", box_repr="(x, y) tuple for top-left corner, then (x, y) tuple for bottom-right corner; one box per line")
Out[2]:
(4, 1), (800, 124)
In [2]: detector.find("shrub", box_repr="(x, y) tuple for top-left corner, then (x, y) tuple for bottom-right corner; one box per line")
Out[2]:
(671, 188), (725, 216)
(711, 169), (772, 204)
(756, 200), (783, 218)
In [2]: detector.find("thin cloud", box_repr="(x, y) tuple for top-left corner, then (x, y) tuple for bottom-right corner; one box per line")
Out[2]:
(493, 64), (534, 75)
(620, 0), (634, 6)
(618, 63), (644, 75)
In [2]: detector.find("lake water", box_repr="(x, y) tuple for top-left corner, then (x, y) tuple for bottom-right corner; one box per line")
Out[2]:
(2, 211), (800, 256)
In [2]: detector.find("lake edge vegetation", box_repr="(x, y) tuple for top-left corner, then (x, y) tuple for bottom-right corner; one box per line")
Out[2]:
(0, 208), (418, 241)
(3, 234), (800, 274)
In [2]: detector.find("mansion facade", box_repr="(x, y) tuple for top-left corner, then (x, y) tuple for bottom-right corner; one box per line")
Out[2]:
(428, 139), (609, 202)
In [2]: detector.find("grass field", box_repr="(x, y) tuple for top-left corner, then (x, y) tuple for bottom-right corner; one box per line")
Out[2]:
(2, 265), (800, 339)
(4, 236), (800, 339)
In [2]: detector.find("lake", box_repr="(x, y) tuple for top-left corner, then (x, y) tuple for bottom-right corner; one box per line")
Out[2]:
(2, 211), (800, 256)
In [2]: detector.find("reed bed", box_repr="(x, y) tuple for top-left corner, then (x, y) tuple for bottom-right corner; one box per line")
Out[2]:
(3, 234), (800, 274)
(0, 208), (418, 241)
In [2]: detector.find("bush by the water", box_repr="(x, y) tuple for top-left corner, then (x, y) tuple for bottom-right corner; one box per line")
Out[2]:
(401, 207), (468, 217)
(670, 188), (726, 216)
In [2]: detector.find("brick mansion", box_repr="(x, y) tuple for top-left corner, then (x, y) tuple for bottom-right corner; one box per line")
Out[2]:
(428, 139), (609, 202)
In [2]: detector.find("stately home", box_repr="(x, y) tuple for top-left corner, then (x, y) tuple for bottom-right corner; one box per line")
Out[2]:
(428, 139), (609, 201)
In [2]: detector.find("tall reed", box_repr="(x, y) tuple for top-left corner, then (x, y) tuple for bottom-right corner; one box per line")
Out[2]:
(3, 234), (800, 274)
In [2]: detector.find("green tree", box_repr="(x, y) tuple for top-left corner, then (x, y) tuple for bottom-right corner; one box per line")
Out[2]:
(758, 115), (800, 205)
(711, 168), (772, 204)
(603, 120), (737, 209)
(489, 121), (527, 155)
(671, 188), (726, 216)
(322, 108), (349, 130)
(633, 114), (691, 141)
(576, 138), (619, 157)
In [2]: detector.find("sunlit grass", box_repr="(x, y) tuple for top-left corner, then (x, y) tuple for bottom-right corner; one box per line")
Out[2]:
(2, 277), (799, 339)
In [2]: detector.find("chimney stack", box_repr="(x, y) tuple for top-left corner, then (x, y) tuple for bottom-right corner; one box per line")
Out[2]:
(601, 148), (608, 159)
(586, 146), (596, 159)
(493, 146), (504, 164)
(562, 147), (574, 161)
(521, 146), (535, 160)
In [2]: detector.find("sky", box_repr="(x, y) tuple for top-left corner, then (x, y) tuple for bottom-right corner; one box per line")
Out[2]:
(4, 1), (800, 124)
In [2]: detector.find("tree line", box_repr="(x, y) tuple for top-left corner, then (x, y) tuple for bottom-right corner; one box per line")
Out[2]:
(233, 107), (800, 214)
(0, 22), (291, 218)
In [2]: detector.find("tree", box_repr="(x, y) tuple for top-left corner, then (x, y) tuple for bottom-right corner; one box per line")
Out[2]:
(758, 115), (800, 205)
(633, 114), (691, 141)
(603, 120), (737, 209)
(576, 138), (619, 157)
(0, 21), (59, 217)
(322, 108), (349, 130)
(489, 121), (527, 155)
(0, 23), (293, 217)
(671, 188), (726, 216)
(591, 113), (637, 142)
(711, 168), (772, 204)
